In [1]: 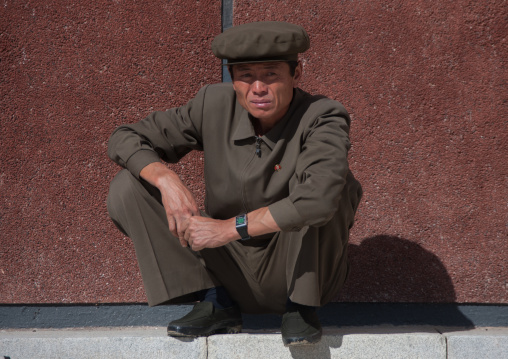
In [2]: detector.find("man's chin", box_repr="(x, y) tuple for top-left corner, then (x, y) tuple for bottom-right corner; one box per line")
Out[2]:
(248, 109), (273, 120)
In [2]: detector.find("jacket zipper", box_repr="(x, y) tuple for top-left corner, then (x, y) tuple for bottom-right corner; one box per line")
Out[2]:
(255, 136), (262, 157)
(240, 137), (260, 213)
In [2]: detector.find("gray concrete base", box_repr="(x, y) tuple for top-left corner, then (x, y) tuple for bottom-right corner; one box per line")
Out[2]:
(1, 326), (507, 359)
(0, 327), (207, 359)
(445, 327), (508, 359)
(208, 327), (446, 359)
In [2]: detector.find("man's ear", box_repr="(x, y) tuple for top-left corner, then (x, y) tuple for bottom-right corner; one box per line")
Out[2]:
(229, 66), (238, 91)
(293, 62), (303, 87)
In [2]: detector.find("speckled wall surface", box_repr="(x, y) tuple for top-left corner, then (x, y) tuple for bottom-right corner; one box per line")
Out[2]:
(1, 0), (220, 303)
(1, 0), (506, 304)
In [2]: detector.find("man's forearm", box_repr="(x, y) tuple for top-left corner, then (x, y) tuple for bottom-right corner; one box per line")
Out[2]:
(139, 162), (180, 189)
(246, 207), (281, 238)
(183, 206), (281, 251)
(218, 207), (281, 243)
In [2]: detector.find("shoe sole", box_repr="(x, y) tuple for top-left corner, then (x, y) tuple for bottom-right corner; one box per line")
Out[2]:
(167, 323), (242, 337)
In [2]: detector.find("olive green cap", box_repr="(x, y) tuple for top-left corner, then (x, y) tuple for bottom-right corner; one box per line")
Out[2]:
(211, 21), (310, 65)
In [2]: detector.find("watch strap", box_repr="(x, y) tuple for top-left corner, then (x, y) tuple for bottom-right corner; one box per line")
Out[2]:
(235, 214), (250, 240)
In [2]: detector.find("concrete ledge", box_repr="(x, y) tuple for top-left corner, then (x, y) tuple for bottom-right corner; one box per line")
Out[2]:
(209, 327), (446, 359)
(1, 326), (507, 359)
(446, 328), (508, 359)
(0, 327), (207, 359)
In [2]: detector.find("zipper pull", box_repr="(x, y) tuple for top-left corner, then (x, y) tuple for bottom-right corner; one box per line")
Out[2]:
(255, 137), (262, 157)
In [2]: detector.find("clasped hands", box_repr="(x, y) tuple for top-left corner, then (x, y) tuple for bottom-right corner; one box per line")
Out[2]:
(161, 179), (238, 251)
(147, 163), (239, 251)
(140, 162), (237, 251)
(140, 162), (278, 251)
(175, 213), (235, 251)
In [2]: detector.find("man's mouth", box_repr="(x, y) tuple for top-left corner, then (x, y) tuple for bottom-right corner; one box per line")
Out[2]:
(250, 100), (271, 108)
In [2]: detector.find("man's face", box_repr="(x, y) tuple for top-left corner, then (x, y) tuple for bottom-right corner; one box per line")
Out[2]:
(231, 62), (302, 127)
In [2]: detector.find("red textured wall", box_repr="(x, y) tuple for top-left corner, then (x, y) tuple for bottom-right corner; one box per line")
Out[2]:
(1, 0), (506, 304)
(1, 0), (220, 304)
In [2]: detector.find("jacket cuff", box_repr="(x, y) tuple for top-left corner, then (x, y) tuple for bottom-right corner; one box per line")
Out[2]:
(268, 198), (304, 232)
(125, 150), (161, 179)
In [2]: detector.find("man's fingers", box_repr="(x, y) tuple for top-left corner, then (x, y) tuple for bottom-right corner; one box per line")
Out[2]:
(177, 228), (187, 247)
(190, 205), (200, 217)
(183, 224), (192, 247)
(153, 170), (200, 248)
(175, 215), (194, 247)
(179, 237), (188, 247)
(167, 217), (178, 238)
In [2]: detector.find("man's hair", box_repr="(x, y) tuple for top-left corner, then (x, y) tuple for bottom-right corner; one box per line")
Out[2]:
(228, 61), (299, 81)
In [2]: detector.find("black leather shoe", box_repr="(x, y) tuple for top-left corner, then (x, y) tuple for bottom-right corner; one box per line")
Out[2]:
(167, 301), (242, 337)
(281, 306), (322, 346)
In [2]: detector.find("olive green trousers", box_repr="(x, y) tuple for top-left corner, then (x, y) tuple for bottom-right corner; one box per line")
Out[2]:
(107, 169), (361, 314)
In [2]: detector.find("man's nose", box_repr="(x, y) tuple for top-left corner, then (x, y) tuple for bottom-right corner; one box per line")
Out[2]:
(252, 80), (268, 95)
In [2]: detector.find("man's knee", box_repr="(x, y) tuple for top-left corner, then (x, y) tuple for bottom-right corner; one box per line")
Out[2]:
(106, 169), (138, 219)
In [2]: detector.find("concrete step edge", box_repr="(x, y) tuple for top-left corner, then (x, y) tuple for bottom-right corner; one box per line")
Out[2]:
(1, 326), (507, 359)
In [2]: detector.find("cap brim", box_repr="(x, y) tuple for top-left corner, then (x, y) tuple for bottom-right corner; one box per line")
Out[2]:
(222, 55), (299, 66)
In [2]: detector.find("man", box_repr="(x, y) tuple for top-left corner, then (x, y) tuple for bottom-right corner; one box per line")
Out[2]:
(107, 21), (362, 346)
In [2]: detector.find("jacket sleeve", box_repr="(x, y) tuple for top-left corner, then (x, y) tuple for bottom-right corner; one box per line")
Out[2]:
(107, 85), (209, 178)
(268, 100), (352, 231)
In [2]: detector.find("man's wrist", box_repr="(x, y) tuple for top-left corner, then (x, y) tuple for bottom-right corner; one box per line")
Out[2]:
(141, 162), (180, 190)
(222, 217), (242, 242)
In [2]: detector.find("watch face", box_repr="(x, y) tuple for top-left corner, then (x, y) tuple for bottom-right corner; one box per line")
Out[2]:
(236, 216), (246, 226)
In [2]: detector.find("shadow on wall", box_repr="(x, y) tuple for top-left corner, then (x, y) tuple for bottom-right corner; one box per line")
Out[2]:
(340, 235), (456, 302)
(319, 234), (475, 327)
(284, 235), (474, 359)
(243, 235), (474, 330)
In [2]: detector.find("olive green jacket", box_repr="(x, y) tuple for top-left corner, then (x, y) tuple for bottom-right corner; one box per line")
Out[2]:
(108, 83), (353, 232)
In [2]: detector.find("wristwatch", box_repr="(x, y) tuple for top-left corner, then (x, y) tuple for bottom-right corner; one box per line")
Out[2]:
(235, 214), (251, 240)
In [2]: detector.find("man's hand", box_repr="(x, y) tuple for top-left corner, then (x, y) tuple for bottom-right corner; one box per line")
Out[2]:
(140, 163), (281, 250)
(139, 162), (200, 246)
(183, 217), (238, 251)
(183, 207), (282, 251)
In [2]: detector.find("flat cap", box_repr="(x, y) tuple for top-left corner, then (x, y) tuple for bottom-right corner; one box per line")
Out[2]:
(211, 21), (310, 65)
